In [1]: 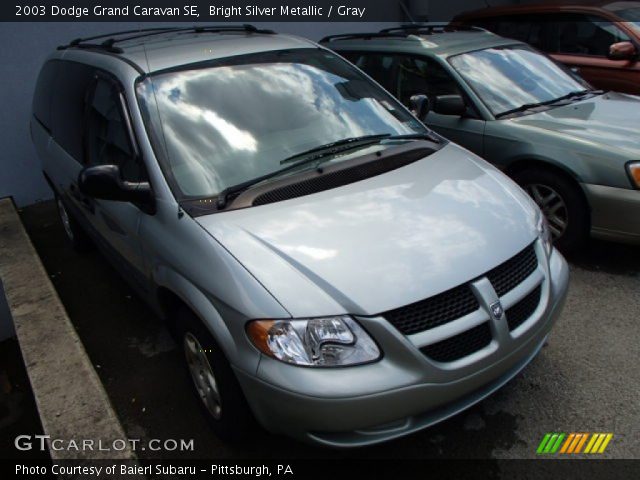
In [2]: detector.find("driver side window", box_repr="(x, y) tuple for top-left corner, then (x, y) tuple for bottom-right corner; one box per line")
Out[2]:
(396, 56), (462, 106)
(549, 13), (630, 56)
(86, 78), (145, 182)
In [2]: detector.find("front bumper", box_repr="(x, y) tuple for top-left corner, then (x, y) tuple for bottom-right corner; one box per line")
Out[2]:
(583, 183), (640, 244)
(235, 246), (569, 447)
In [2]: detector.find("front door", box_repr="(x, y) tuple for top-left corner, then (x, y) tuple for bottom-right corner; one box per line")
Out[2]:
(83, 76), (149, 290)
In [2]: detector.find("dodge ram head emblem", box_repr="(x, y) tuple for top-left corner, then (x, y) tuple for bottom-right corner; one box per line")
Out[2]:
(490, 301), (504, 320)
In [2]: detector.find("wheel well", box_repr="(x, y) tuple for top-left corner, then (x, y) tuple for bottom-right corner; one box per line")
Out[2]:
(505, 159), (591, 216)
(157, 287), (190, 335)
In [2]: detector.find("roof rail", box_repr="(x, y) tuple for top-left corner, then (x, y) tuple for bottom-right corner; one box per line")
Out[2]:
(380, 23), (487, 34)
(57, 24), (275, 53)
(319, 32), (411, 43)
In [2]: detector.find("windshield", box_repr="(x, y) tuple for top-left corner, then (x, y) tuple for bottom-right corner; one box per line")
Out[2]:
(137, 48), (426, 199)
(449, 46), (588, 117)
(611, 6), (640, 32)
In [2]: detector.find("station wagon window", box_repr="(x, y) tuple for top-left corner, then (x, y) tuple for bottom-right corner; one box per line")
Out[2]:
(339, 53), (462, 107)
(339, 52), (396, 93)
(396, 56), (462, 106)
(449, 45), (586, 117)
(546, 13), (630, 56)
(86, 79), (144, 182)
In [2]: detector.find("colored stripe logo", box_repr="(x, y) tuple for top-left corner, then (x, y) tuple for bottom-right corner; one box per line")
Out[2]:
(537, 433), (613, 454)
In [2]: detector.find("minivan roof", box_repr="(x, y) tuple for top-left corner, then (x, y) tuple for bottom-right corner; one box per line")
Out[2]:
(57, 26), (318, 74)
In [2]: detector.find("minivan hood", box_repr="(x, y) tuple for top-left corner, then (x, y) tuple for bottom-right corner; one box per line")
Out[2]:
(509, 92), (640, 157)
(196, 144), (539, 318)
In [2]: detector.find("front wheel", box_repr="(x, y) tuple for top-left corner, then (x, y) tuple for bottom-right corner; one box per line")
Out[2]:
(178, 308), (256, 442)
(512, 169), (589, 252)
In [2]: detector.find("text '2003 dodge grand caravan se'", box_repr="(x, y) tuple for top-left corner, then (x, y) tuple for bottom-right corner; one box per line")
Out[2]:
(31, 26), (568, 447)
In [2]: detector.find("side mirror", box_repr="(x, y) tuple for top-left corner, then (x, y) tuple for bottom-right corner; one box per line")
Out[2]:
(432, 95), (467, 116)
(409, 94), (430, 119)
(78, 165), (153, 206)
(608, 41), (637, 60)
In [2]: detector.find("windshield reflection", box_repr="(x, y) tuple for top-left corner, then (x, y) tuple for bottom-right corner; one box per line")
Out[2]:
(449, 46), (586, 116)
(137, 49), (425, 199)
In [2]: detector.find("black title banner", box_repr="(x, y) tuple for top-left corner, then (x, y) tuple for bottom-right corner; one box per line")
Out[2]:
(6, 0), (411, 22)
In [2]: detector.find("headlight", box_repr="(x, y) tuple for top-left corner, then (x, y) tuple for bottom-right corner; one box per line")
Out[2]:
(627, 162), (640, 189)
(537, 212), (553, 257)
(246, 316), (381, 367)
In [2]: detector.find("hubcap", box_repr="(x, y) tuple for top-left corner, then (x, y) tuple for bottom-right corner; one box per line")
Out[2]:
(184, 332), (222, 420)
(525, 183), (568, 240)
(57, 199), (74, 241)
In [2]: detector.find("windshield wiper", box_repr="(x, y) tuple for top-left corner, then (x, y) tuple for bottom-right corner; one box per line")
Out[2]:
(386, 132), (441, 143)
(279, 134), (392, 166)
(216, 135), (392, 209)
(216, 132), (438, 210)
(496, 89), (602, 119)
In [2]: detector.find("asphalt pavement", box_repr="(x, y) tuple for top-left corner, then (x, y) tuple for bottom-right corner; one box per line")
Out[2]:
(19, 200), (640, 460)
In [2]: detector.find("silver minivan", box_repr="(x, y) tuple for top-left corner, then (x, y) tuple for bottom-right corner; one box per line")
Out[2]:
(31, 26), (569, 447)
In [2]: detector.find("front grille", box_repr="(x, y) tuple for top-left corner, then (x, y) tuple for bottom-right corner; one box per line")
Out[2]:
(505, 285), (542, 331)
(381, 243), (537, 337)
(252, 147), (433, 206)
(382, 284), (479, 336)
(420, 322), (492, 362)
(486, 244), (537, 297)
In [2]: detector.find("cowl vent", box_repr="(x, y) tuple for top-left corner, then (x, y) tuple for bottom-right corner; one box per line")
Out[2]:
(252, 147), (434, 207)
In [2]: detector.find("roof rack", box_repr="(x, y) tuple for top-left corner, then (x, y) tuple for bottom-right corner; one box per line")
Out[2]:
(319, 32), (411, 43)
(380, 23), (487, 34)
(57, 24), (275, 53)
(320, 23), (488, 44)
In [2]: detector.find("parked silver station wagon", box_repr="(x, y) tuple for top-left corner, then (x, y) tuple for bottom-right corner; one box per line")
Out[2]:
(31, 26), (569, 447)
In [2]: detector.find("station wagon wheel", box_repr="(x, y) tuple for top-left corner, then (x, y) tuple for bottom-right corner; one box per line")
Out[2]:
(55, 195), (92, 252)
(177, 307), (257, 442)
(184, 332), (222, 419)
(512, 168), (589, 252)
(525, 184), (568, 239)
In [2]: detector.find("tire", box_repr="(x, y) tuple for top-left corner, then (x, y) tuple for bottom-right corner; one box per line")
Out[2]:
(512, 168), (589, 252)
(56, 196), (93, 252)
(177, 307), (257, 442)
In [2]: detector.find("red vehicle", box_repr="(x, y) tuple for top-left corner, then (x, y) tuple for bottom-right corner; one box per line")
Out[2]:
(454, 1), (640, 95)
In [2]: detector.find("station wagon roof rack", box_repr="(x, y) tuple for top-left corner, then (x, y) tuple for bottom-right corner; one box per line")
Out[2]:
(57, 25), (275, 53)
(320, 23), (487, 43)
(319, 32), (411, 43)
(380, 23), (487, 34)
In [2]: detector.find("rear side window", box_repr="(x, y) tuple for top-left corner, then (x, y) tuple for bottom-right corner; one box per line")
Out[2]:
(50, 61), (95, 162)
(32, 61), (58, 131)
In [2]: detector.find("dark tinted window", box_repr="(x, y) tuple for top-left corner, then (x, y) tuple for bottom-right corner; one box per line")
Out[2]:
(87, 79), (143, 182)
(475, 15), (545, 50)
(50, 61), (95, 161)
(547, 13), (630, 56)
(346, 53), (462, 107)
(396, 56), (462, 105)
(339, 52), (397, 93)
(32, 61), (58, 130)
